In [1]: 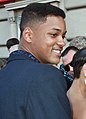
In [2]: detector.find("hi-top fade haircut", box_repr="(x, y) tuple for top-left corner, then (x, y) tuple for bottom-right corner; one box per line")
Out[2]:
(20, 2), (66, 35)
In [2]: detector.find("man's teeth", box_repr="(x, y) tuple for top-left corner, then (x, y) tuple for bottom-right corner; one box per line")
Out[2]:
(53, 50), (60, 53)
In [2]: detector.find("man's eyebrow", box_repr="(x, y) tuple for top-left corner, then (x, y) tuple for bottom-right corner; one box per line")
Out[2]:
(51, 28), (67, 34)
(52, 28), (62, 32)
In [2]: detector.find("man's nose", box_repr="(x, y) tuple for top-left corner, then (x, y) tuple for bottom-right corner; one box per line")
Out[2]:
(56, 36), (66, 47)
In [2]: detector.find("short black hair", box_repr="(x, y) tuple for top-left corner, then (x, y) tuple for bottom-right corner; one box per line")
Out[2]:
(62, 46), (79, 57)
(20, 2), (66, 36)
(70, 48), (86, 78)
(6, 38), (19, 50)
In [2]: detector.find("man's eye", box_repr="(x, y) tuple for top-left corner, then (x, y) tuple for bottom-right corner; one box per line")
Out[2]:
(51, 34), (57, 37)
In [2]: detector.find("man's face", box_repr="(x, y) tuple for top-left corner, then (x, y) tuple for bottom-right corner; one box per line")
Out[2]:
(28, 16), (66, 64)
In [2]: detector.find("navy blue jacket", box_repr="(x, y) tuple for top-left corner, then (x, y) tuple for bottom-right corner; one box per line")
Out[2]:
(0, 50), (72, 119)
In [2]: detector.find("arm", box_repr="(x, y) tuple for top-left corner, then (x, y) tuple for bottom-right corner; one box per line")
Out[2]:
(67, 79), (86, 119)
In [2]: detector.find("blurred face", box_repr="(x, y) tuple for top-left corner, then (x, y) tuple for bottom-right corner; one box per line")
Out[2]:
(25, 16), (66, 64)
(62, 50), (77, 75)
(62, 50), (76, 65)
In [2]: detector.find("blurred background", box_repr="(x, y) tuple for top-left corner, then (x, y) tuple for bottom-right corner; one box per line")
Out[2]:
(0, 0), (86, 59)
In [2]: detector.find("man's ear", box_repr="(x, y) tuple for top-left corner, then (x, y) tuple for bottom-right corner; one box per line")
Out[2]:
(22, 27), (33, 43)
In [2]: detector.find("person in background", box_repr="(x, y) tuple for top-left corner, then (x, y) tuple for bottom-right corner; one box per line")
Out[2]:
(0, 3), (72, 119)
(67, 48), (86, 119)
(0, 58), (7, 69)
(6, 38), (19, 54)
(69, 36), (86, 49)
(60, 46), (79, 90)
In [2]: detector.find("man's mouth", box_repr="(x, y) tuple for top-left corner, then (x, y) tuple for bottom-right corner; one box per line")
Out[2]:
(53, 49), (61, 56)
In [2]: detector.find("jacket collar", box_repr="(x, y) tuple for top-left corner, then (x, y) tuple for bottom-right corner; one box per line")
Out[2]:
(7, 50), (40, 64)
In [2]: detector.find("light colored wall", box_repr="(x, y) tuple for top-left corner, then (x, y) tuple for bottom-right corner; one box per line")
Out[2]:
(65, 0), (86, 9)
(66, 8), (86, 39)
(65, 0), (86, 40)
(0, 8), (10, 57)
(0, 8), (10, 45)
(0, 20), (10, 45)
(0, 47), (9, 58)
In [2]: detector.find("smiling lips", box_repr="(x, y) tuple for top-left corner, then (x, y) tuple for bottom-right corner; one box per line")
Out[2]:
(53, 49), (62, 56)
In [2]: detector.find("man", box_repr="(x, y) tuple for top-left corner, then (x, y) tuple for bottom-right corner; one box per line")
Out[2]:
(60, 46), (79, 90)
(67, 48), (86, 119)
(6, 38), (19, 54)
(0, 3), (71, 119)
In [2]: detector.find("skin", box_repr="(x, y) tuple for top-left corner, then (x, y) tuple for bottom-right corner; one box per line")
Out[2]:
(67, 63), (86, 119)
(62, 50), (76, 66)
(62, 50), (77, 75)
(20, 16), (66, 64)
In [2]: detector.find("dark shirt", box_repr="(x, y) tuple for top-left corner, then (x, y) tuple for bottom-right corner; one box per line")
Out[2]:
(60, 64), (73, 90)
(0, 50), (72, 119)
